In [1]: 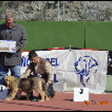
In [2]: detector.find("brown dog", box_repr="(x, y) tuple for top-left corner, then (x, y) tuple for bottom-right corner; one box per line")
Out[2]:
(4, 76), (49, 102)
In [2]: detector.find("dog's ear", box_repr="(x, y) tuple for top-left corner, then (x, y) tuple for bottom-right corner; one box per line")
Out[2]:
(7, 76), (18, 88)
(9, 76), (16, 83)
(12, 77), (20, 88)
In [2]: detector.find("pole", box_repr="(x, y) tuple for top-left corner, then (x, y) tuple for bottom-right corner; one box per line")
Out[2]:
(58, 1), (60, 21)
(63, 1), (65, 21)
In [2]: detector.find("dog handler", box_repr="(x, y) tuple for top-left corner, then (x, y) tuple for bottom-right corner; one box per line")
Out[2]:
(0, 14), (28, 84)
(22, 50), (55, 99)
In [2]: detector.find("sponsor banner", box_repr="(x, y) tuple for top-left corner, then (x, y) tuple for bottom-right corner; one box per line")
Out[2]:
(21, 49), (108, 94)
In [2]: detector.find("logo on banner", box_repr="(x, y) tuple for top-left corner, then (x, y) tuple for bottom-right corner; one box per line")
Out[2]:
(21, 56), (30, 67)
(74, 56), (98, 87)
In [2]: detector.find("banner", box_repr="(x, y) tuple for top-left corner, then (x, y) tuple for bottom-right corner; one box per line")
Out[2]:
(21, 49), (108, 94)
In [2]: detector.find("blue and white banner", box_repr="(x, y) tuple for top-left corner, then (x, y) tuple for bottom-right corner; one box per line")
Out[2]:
(21, 49), (108, 94)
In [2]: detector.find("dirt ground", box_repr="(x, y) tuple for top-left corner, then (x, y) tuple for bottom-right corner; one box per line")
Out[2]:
(0, 92), (112, 111)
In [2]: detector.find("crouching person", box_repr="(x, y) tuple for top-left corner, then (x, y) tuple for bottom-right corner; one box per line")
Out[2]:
(21, 50), (55, 100)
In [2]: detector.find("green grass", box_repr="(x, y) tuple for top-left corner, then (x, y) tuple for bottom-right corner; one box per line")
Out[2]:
(86, 22), (112, 50)
(18, 21), (85, 50)
(1, 20), (112, 51)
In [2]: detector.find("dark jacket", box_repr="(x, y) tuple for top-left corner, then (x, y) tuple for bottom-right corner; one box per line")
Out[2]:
(0, 23), (27, 66)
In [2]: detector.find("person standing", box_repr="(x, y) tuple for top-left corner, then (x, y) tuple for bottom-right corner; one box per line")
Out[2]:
(0, 14), (28, 84)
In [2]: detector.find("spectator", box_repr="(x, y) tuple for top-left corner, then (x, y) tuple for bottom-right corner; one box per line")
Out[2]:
(0, 13), (28, 84)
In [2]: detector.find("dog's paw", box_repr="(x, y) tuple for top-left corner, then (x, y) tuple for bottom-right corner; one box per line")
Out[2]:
(5, 98), (12, 101)
(39, 99), (45, 102)
(46, 97), (49, 101)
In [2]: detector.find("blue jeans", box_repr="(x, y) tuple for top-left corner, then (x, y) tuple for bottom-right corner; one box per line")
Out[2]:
(0, 64), (21, 84)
